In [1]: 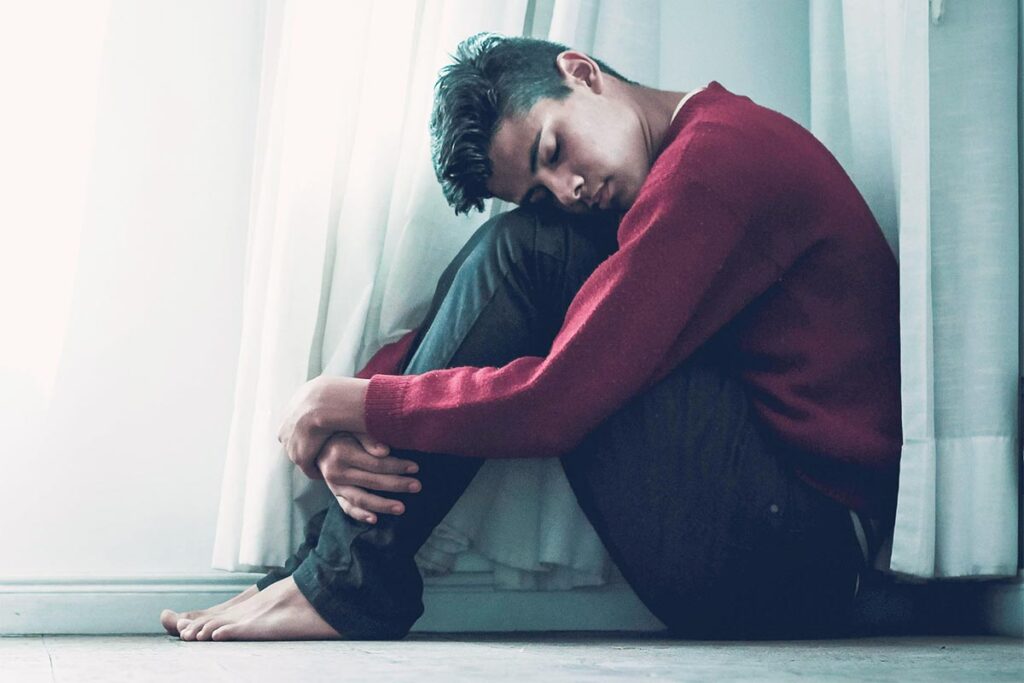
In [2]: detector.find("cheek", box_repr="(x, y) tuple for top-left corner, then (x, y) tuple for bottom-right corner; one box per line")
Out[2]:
(577, 139), (618, 177)
(605, 124), (642, 173)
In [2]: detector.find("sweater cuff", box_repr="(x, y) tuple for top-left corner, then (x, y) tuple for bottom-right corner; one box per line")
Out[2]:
(364, 374), (412, 443)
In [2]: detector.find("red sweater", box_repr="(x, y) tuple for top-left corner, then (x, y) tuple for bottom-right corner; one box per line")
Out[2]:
(358, 81), (902, 518)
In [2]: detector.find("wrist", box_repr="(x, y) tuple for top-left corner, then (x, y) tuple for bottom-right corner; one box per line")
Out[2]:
(313, 376), (369, 433)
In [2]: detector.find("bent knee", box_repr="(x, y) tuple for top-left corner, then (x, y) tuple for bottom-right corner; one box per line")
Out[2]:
(466, 207), (616, 276)
(470, 208), (544, 267)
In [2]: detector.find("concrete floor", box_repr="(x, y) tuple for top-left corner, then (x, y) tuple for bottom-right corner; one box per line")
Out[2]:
(1, 634), (1020, 682)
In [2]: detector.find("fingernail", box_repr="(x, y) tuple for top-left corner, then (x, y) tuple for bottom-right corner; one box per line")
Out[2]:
(408, 482), (421, 492)
(366, 515), (376, 524)
(391, 505), (403, 514)
(406, 465), (418, 473)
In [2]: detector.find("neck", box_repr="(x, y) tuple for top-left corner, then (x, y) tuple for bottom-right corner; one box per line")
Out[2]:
(618, 82), (687, 165)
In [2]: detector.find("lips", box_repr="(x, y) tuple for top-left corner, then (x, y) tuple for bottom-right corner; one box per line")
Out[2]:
(595, 180), (612, 210)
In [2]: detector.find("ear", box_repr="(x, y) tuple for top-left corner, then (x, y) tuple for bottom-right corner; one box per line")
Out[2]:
(555, 50), (604, 94)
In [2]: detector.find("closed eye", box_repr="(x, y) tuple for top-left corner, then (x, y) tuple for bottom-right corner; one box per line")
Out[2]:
(522, 137), (559, 207)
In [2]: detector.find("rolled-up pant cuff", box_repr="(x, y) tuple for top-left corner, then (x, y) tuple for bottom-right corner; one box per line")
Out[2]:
(290, 550), (422, 640)
(255, 569), (286, 592)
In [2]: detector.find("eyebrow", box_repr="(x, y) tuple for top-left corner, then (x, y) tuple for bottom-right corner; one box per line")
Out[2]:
(519, 129), (543, 205)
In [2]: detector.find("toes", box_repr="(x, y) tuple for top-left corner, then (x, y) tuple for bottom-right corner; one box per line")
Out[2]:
(164, 609), (203, 636)
(211, 623), (240, 641)
(210, 617), (271, 641)
(176, 616), (195, 636)
(179, 617), (209, 641)
(160, 609), (180, 635)
(195, 616), (231, 641)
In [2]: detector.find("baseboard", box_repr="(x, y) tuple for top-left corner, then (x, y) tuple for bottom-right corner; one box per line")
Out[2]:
(4, 573), (1020, 637)
(0, 574), (262, 636)
(418, 581), (663, 632)
(980, 574), (1024, 638)
(0, 573), (663, 635)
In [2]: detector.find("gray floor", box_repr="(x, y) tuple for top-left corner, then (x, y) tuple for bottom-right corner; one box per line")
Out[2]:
(1, 634), (1020, 682)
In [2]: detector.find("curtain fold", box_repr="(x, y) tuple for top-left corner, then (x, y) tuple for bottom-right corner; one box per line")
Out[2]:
(810, 0), (1020, 579)
(214, 0), (660, 589)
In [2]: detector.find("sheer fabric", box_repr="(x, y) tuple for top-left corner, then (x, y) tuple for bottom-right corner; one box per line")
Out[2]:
(810, 0), (1020, 578)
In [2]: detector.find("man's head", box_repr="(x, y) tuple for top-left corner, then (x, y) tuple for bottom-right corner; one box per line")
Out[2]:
(430, 33), (649, 216)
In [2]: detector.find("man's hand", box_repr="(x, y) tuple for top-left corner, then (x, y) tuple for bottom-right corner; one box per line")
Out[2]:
(317, 432), (421, 524)
(277, 375), (369, 480)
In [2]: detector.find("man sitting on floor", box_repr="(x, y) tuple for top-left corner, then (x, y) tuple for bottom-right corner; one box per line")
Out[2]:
(162, 32), (901, 641)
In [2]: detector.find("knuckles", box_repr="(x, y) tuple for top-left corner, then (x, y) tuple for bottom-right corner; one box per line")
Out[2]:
(323, 437), (356, 461)
(321, 461), (350, 484)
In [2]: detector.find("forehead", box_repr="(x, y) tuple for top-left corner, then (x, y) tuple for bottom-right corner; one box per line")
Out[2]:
(486, 102), (553, 203)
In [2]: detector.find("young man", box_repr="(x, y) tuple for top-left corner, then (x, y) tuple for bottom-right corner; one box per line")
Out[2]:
(163, 33), (901, 641)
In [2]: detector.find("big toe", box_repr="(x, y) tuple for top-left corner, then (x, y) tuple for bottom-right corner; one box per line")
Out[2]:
(161, 609), (184, 635)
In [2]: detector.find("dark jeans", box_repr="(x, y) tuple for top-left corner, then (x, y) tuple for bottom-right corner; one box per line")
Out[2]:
(257, 208), (865, 639)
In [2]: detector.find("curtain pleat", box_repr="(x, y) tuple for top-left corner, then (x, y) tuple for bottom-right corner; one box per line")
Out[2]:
(811, 0), (1020, 579)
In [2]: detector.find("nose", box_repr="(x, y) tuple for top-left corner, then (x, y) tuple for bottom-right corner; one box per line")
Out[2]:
(545, 168), (584, 209)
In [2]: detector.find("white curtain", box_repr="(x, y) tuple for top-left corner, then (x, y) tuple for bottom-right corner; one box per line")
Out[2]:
(213, 0), (660, 589)
(810, 0), (1020, 578)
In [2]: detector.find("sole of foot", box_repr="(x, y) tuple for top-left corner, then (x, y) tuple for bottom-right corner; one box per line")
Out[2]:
(161, 584), (260, 636)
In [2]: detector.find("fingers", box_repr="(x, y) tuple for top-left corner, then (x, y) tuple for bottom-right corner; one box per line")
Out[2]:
(322, 434), (418, 475)
(335, 496), (377, 524)
(294, 445), (324, 480)
(353, 431), (390, 458)
(299, 461), (323, 481)
(314, 433), (421, 524)
(324, 465), (421, 494)
(335, 485), (406, 517)
(284, 433), (326, 480)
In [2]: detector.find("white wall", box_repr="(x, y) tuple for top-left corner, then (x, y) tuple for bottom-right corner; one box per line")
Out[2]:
(658, 0), (810, 127)
(0, 1), (264, 577)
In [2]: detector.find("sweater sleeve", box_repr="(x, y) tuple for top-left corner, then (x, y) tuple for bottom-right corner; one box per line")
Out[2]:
(364, 176), (800, 458)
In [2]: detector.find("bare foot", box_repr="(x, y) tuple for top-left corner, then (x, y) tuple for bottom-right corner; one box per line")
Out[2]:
(160, 584), (259, 636)
(177, 575), (343, 641)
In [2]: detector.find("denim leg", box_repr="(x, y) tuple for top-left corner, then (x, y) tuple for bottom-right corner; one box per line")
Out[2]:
(255, 507), (329, 591)
(560, 351), (865, 639)
(272, 208), (618, 638)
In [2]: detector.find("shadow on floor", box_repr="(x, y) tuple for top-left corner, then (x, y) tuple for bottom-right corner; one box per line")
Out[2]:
(847, 571), (994, 637)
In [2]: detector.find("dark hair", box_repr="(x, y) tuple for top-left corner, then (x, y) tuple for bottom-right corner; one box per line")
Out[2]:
(429, 33), (633, 215)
